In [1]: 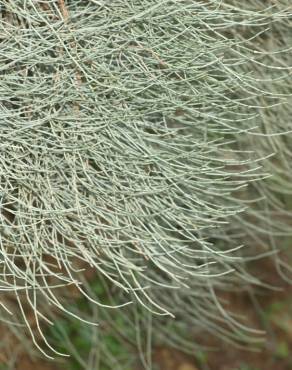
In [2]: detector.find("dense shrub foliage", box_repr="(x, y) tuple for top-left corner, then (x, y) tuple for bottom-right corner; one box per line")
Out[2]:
(0, 0), (291, 366)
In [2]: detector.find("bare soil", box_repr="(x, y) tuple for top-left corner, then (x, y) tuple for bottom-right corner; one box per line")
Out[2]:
(1, 257), (291, 370)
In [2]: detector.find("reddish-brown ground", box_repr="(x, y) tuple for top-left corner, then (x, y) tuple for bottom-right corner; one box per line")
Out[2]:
(1, 257), (291, 370)
(154, 256), (292, 370)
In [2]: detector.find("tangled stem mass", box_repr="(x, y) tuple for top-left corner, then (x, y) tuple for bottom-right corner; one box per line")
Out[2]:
(0, 0), (291, 361)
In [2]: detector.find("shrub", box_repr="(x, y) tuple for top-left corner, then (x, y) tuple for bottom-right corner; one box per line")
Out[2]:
(0, 0), (291, 366)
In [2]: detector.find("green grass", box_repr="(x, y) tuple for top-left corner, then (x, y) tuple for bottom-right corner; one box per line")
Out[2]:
(47, 279), (135, 370)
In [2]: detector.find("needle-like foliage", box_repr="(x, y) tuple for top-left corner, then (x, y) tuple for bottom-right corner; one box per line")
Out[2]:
(0, 0), (291, 365)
